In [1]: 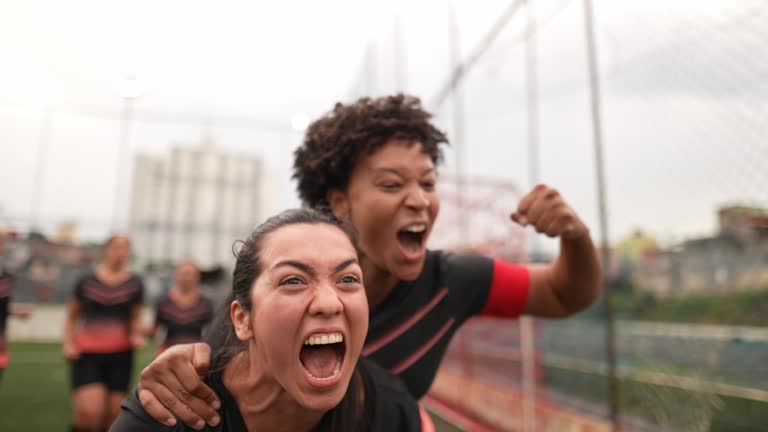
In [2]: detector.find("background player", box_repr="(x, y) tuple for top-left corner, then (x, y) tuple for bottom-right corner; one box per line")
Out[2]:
(146, 260), (213, 356)
(0, 230), (33, 386)
(63, 234), (145, 432)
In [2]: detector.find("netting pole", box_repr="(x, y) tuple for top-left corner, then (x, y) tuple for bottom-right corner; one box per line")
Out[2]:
(112, 96), (136, 231)
(31, 107), (54, 232)
(521, 1), (539, 431)
(448, 0), (468, 245)
(393, 11), (407, 93)
(582, 0), (620, 429)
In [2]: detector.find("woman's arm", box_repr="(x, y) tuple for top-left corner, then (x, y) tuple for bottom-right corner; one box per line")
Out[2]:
(62, 299), (81, 360)
(512, 184), (601, 317)
(130, 304), (147, 349)
(136, 343), (221, 429)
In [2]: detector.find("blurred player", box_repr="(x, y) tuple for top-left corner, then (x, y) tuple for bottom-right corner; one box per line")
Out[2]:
(146, 260), (212, 356)
(62, 234), (145, 432)
(0, 230), (33, 385)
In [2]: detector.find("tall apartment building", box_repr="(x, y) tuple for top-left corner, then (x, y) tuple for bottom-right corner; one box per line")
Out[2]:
(129, 137), (270, 268)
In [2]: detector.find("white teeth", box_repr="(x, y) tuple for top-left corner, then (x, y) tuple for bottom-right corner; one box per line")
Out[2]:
(403, 224), (426, 233)
(303, 332), (344, 345)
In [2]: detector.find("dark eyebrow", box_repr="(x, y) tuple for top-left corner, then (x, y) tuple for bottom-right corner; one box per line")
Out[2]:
(334, 258), (359, 273)
(372, 167), (435, 177)
(271, 258), (359, 275)
(271, 260), (316, 276)
(372, 167), (405, 177)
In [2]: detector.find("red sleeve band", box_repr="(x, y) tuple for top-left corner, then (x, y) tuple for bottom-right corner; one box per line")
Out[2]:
(480, 259), (530, 318)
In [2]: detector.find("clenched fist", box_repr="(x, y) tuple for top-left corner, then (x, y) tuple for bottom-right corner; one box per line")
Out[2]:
(510, 184), (588, 240)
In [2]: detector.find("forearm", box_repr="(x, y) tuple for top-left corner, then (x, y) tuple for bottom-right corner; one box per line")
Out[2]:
(548, 230), (601, 313)
(145, 324), (159, 338)
(64, 299), (80, 344)
(129, 306), (145, 338)
(63, 312), (78, 345)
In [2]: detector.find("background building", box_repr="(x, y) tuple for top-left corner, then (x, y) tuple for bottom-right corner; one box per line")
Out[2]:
(129, 136), (270, 268)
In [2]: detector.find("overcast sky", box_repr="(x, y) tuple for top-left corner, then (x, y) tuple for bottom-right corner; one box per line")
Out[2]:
(1, 0), (766, 247)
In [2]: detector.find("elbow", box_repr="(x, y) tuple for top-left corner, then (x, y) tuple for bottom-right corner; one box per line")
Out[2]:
(555, 279), (602, 317)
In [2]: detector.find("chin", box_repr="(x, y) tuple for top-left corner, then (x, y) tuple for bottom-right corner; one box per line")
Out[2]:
(394, 259), (425, 281)
(296, 388), (346, 412)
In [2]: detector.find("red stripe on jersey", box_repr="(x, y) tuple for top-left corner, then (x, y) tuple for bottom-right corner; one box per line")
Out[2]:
(0, 351), (8, 368)
(76, 322), (132, 353)
(480, 259), (530, 318)
(363, 287), (449, 356)
(82, 281), (140, 305)
(158, 302), (209, 324)
(390, 318), (455, 375)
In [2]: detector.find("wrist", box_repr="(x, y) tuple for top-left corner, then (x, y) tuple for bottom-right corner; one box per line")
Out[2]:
(562, 222), (590, 242)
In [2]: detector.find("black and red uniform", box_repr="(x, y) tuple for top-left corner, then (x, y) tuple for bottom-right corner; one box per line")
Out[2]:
(0, 264), (15, 382)
(363, 250), (530, 398)
(111, 358), (422, 432)
(154, 295), (213, 355)
(71, 273), (144, 392)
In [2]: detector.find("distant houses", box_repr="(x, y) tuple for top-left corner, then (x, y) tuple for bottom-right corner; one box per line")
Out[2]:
(629, 205), (768, 297)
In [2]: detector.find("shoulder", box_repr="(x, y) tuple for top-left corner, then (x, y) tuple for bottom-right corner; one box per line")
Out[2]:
(436, 249), (494, 273)
(430, 249), (495, 292)
(155, 295), (173, 309)
(73, 272), (96, 292)
(130, 273), (146, 286)
(359, 359), (421, 432)
(111, 388), (187, 432)
(201, 297), (215, 311)
(360, 357), (410, 394)
(78, 272), (97, 284)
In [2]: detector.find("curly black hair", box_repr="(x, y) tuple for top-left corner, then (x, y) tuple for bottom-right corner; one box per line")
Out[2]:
(293, 94), (449, 210)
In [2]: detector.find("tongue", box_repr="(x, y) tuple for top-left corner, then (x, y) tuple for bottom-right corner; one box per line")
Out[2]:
(300, 346), (338, 378)
(398, 231), (422, 253)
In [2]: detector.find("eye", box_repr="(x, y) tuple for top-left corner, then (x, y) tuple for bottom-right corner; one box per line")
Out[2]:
(380, 182), (402, 191)
(339, 274), (360, 284)
(279, 276), (305, 287)
(338, 274), (362, 291)
(420, 181), (436, 191)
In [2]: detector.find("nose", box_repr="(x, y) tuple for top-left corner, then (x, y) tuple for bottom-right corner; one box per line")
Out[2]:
(308, 282), (343, 317)
(404, 185), (429, 211)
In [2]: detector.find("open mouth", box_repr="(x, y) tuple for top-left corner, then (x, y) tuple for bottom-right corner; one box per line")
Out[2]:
(397, 223), (427, 260)
(300, 332), (346, 381)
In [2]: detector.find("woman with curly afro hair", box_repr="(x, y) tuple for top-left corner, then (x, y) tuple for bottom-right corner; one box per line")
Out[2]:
(135, 94), (601, 429)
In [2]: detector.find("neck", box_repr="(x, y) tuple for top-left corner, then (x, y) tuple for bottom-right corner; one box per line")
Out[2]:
(223, 351), (324, 432)
(360, 256), (399, 309)
(173, 286), (198, 299)
(99, 263), (126, 275)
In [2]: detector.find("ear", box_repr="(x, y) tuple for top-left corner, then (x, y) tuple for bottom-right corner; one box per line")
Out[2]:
(230, 300), (252, 341)
(326, 189), (350, 221)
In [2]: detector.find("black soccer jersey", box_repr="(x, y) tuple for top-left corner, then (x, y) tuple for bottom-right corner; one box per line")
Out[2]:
(111, 358), (422, 432)
(363, 250), (530, 399)
(73, 273), (145, 353)
(154, 295), (214, 353)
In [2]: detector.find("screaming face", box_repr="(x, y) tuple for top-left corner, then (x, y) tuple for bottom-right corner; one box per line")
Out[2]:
(329, 139), (440, 282)
(237, 223), (368, 412)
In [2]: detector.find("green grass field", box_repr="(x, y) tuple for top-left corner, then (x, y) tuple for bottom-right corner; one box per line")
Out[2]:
(0, 342), (155, 432)
(0, 342), (462, 432)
